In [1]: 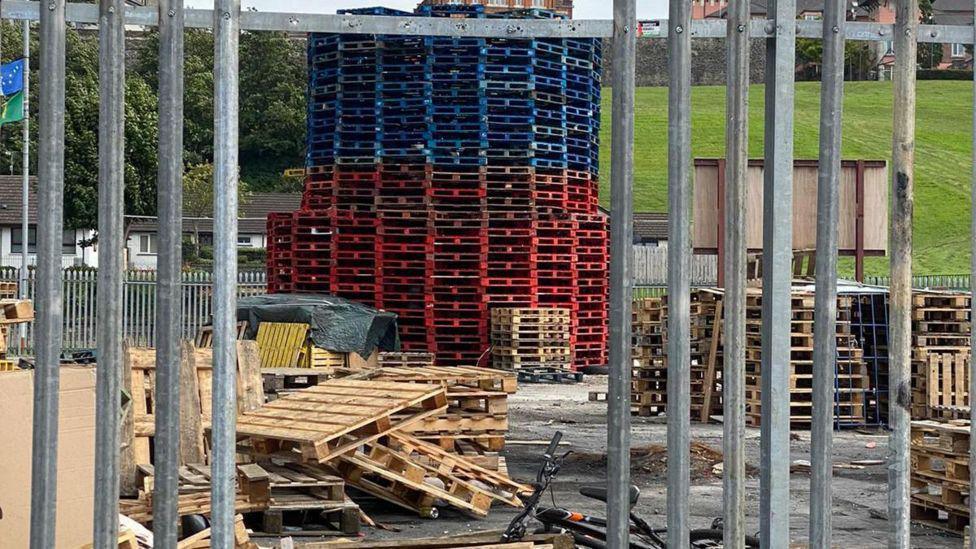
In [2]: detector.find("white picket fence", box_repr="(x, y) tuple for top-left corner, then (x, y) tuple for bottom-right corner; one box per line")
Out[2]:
(5, 268), (267, 353)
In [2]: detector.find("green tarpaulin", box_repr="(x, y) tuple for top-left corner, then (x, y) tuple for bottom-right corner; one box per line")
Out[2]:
(237, 294), (399, 358)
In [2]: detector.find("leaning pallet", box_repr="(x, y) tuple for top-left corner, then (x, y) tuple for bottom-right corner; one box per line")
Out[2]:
(235, 379), (448, 463)
(125, 341), (264, 468)
(490, 307), (572, 373)
(255, 321), (347, 370)
(924, 352), (970, 420)
(743, 291), (868, 428)
(909, 419), (970, 535)
(910, 291), (972, 419)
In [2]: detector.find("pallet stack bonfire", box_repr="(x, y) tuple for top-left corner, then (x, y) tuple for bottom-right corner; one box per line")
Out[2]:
(491, 307), (581, 383)
(265, 4), (608, 370)
(629, 291), (723, 420)
(910, 291), (972, 420)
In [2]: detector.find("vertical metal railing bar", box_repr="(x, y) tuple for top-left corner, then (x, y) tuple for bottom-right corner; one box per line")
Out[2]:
(666, 0), (692, 546)
(29, 0), (66, 545)
(759, 0), (794, 546)
(970, 7), (976, 546)
(20, 19), (31, 351)
(888, 0), (916, 546)
(809, 0), (845, 545)
(211, 0), (240, 544)
(606, 0), (636, 544)
(152, 0), (184, 545)
(92, 0), (125, 545)
(722, 0), (749, 546)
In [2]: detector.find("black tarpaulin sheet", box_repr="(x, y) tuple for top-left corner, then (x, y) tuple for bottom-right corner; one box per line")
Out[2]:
(237, 294), (399, 358)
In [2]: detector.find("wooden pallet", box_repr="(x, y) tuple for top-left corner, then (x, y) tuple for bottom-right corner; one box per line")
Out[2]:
(257, 462), (360, 535)
(517, 367), (583, 384)
(334, 436), (521, 518)
(368, 365), (518, 393)
(121, 465), (270, 523)
(194, 321), (249, 348)
(262, 367), (334, 398)
(125, 341), (264, 468)
(379, 351), (436, 368)
(925, 352), (970, 419)
(256, 322), (310, 367)
(235, 379), (448, 463)
(79, 529), (139, 549)
(491, 307), (572, 371)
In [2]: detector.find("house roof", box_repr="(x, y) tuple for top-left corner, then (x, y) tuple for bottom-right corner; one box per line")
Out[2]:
(634, 212), (668, 242)
(129, 192), (302, 234)
(0, 175), (38, 226)
(933, 0), (973, 25)
(709, 0), (878, 18)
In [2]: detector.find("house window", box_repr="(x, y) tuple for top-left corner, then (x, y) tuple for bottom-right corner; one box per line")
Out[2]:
(883, 40), (894, 55)
(952, 43), (966, 58)
(237, 235), (254, 248)
(138, 234), (157, 255)
(11, 228), (76, 255)
(531, 0), (546, 6)
(487, 0), (505, 5)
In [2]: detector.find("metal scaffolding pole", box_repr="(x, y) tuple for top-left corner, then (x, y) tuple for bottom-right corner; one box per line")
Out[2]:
(722, 0), (749, 546)
(971, 10), (976, 548)
(888, 0), (917, 546)
(809, 1), (845, 546)
(92, 0), (125, 546)
(606, 0), (635, 545)
(152, 0), (184, 545)
(20, 19), (30, 349)
(667, 0), (692, 546)
(760, 0), (794, 546)
(29, 0), (66, 546)
(211, 0), (240, 545)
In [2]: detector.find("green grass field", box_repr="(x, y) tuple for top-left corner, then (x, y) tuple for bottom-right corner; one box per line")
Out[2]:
(598, 81), (974, 276)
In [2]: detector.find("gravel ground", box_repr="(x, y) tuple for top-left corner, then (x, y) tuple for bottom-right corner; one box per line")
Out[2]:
(259, 375), (962, 548)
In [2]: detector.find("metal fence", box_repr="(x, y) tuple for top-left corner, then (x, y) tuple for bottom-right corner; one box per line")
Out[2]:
(4, 268), (267, 353)
(865, 273), (973, 290)
(4, 0), (975, 546)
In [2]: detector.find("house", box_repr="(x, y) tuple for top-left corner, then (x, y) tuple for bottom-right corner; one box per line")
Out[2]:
(933, 0), (974, 69)
(0, 176), (97, 268)
(125, 192), (301, 269)
(634, 212), (669, 246)
(417, 0), (573, 17)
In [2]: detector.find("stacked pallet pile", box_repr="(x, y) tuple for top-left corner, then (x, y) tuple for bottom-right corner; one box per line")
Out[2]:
(629, 291), (723, 421)
(630, 296), (666, 416)
(744, 291), (867, 427)
(490, 307), (575, 380)
(910, 291), (971, 420)
(848, 290), (890, 425)
(234, 377), (530, 519)
(266, 4), (608, 369)
(910, 419), (971, 534)
(0, 299), (33, 370)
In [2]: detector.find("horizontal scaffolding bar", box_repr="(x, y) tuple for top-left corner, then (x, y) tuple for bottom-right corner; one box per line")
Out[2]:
(3, 1), (974, 42)
(1, 0), (614, 37)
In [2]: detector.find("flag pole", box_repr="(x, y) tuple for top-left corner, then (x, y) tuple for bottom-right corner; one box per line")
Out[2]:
(20, 20), (29, 353)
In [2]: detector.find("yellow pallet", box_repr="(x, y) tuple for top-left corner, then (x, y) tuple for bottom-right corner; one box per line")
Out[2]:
(255, 322), (309, 368)
(0, 359), (18, 372)
(299, 345), (347, 369)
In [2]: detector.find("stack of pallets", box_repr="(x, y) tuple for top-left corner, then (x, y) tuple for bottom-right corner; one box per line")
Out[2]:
(630, 296), (667, 416)
(910, 419), (970, 534)
(744, 291), (868, 427)
(254, 321), (347, 370)
(265, 4), (607, 369)
(910, 291), (971, 419)
(490, 307), (573, 379)
(378, 351), (436, 368)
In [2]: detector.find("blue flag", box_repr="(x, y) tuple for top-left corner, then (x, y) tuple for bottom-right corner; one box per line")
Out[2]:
(1, 59), (25, 97)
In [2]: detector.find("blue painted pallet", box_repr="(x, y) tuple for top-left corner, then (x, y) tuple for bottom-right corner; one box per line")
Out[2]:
(430, 104), (486, 116)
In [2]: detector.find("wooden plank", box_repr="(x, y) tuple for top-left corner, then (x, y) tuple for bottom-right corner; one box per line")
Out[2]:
(121, 344), (138, 496)
(700, 298), (722, 423)
(180, 340), (206, 464)
(237, 340), (265, 413)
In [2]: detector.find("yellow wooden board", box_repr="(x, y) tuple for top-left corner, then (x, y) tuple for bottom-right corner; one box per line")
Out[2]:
(256, 322), (309, 368)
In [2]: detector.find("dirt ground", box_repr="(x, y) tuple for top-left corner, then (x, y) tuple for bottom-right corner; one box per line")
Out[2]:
(262, 375), (962, 548)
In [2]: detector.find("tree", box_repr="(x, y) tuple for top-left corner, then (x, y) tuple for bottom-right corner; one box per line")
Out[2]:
(182, 162), (250, 254)
(133, 29), (307, 191)
(0, 23), (160, 229)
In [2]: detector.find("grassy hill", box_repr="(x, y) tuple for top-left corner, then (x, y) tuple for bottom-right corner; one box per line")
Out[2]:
(598, 81), (974, 276)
